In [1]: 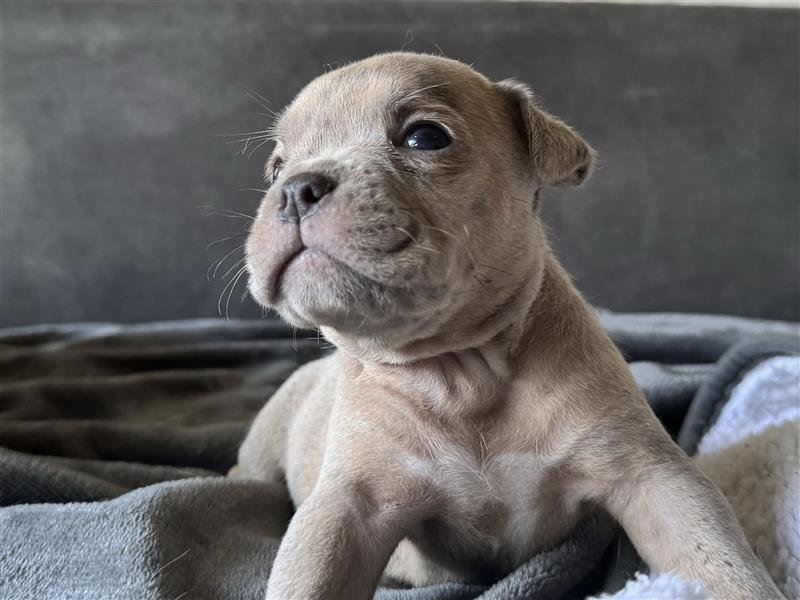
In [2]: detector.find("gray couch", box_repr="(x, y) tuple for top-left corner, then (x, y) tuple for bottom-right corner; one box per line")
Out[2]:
(2, 2), (798, 325)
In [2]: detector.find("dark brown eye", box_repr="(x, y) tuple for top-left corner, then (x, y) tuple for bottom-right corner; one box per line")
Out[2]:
(271, 159), (283, 184)
(402, 123), (450, 150)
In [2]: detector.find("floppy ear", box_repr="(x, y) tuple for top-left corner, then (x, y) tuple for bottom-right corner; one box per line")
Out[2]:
(496, 79), (596, 187)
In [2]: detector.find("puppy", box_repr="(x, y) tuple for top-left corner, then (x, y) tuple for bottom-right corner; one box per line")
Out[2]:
(231, 52), (782, 599)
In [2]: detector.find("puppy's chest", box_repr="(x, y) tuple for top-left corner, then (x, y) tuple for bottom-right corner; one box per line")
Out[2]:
(365, 355), (584, 561)
(405, 439), (582, 562)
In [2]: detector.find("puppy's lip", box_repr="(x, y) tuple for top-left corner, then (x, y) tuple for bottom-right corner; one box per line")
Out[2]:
(277, 245), (397, 295)
(267, 244), (305, 304)
(269, 246), (349, 304)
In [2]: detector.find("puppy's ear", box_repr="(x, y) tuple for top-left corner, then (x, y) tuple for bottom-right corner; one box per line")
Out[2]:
(496, 79), (596, 187)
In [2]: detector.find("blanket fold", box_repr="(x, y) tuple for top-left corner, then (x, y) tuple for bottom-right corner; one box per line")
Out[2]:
(0, 313), (796, 599)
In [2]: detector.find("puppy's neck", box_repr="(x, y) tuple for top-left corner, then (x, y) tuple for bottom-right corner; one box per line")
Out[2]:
(329, 248), (548, 364)
(334, 253), (590, 421)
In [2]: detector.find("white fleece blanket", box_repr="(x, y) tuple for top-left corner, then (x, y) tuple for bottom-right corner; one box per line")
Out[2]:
(595, 355), (800, 600)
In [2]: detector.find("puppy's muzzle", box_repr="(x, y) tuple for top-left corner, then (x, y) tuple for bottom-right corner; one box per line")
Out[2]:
(278, 172), (337, 223)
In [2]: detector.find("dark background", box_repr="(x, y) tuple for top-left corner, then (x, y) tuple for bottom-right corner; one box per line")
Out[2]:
(2, 1), (798, 327)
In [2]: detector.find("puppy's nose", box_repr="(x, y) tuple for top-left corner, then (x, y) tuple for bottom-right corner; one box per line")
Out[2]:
(278, 173), (336, 222)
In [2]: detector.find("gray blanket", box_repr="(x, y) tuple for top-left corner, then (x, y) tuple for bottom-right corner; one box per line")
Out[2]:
(1, 313), (797, 600)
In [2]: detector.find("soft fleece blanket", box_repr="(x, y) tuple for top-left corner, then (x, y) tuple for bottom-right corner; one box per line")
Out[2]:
(593, 343), (800, 600)
(0, 313), (797, 599)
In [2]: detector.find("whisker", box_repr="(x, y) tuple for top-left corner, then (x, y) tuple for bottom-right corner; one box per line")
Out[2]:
(204, 209), (255, 221)
(225, 266), (248, 319)
(414, 220), (472, 263)
(247, 136), (273, 159)
(218, 265), (247, 319)
(479, 263), (511, 275)
(221, 257), (246, 281)
(394, 226), (419, 244)
(472, 273), (488, 290)
(409, 215), (480, 268)
(205, 233), (246, 253)
(240, 85), (280, 118)
(400, 29), (414, 51)
(399, 82), (449, 102)
(228, 139), (273, 157)
(224, 137), (273, 150)
(220, 130), (273, 139)
(217, 265), (242, 316)
(236, 187), (270, 194)
(154, 549), (191, 575)
(423, 224), (459, 241)
(394, 226), (440, 254)
(235, 82), (280, 119)
(207, 245), (245, 280)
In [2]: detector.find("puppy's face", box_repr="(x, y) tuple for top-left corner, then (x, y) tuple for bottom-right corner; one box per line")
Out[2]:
(246, 52), (593, 350)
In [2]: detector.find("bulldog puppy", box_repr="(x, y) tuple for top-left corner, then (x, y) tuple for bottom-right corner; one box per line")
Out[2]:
(231, 52), (782, 600)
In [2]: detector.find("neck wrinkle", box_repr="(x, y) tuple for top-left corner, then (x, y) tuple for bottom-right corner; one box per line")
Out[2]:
(366, 260), (545, 367)
(335, 257), (574, 423)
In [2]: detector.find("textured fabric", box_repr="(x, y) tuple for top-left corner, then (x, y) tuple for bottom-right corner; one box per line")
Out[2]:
(590, 572), (709, 600)
(695, 355), (800, 599)
(0, 477), (291, 600)
(594, 349), (800, 600)
(0, 313), (797, 599)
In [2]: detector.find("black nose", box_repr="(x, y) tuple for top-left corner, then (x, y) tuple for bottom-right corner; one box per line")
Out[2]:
(278, 173), (337, 222)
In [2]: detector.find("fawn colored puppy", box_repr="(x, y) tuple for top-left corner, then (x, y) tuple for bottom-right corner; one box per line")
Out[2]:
(231, 52), (782, 600)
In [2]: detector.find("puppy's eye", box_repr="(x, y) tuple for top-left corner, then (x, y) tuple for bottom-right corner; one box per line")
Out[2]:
(271, 159), (283, 184)
(402, 123), (450, 150)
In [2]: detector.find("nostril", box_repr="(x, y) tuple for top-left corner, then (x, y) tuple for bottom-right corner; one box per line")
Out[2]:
(300, 185), (322, 206)
(278, 173), (337, 222)
(306, 176), (336, 203)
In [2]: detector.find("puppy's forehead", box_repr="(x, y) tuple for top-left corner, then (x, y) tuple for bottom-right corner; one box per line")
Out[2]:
(274, 53), (492, 151)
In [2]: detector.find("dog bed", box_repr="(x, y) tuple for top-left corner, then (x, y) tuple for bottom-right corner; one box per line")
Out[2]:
(0, 313), (796, 599)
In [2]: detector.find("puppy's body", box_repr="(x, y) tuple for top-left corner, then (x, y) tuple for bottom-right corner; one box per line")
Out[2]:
(239, 255), (626, 585)
(232, 53), (783, 599)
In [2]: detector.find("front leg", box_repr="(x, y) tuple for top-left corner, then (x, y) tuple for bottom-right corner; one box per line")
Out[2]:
(266, 476), (424, 600)
(600, 442), (783, 599)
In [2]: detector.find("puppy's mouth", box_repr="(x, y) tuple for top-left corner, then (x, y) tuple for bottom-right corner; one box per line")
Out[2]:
(267, 244), (373, 306)
(267, 245), (306, 305)
(265, 218), (423, 304)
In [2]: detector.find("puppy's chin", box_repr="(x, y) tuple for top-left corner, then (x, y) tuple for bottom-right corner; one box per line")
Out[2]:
(267, 249), (421, 336)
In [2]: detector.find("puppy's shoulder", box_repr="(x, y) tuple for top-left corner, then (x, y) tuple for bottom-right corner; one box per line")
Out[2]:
(285, 350), (340, 391)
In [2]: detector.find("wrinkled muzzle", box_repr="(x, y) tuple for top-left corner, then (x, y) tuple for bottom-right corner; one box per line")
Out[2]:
(245, 152), (457, 334)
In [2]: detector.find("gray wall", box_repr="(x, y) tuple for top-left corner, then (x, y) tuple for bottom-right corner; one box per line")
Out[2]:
(2, 2), (798, 327)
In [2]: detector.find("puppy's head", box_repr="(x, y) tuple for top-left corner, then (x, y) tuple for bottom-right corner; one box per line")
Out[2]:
(246, 52), (594, 356)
